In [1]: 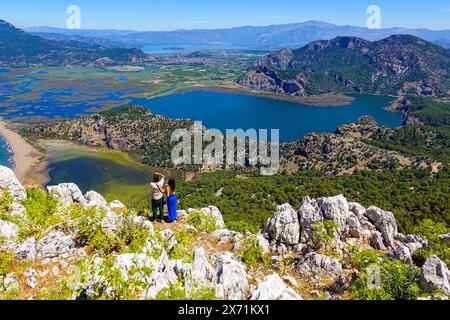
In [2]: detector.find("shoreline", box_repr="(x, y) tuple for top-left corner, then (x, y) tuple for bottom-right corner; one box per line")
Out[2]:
(0, 120), (48, 186)
(138, 84), (356, 107)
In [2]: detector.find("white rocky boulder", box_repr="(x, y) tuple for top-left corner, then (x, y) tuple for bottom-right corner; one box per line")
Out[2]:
(387, 246), (413, 264)
(0, 273), (19, 298)
(115, 253), (159, 280)
(298, 197), (323, 243)
(215, 252), (249, 300)
(395, 233), (425, 253)
(9, 202), (26, 217)
(35, 231), (74, 260)
(439, 233), (450, 245)
(419, 255), (450, 295)
(346, 213), (362, 238)
(263, 203), (300, 246)
(47, 183), (87, 206)
(0, 220), (19, 242)
(317, 195), (351, 237)
(177, 210), (188, 220)
(191, 247), (217, 286)
(212, 228), (243, 239)
(160, 229), (177, 251)
(365, 206), (397, 248)
(0, 166), (26, 201)
(251, 274), (302, 300)
(24, 268), (37, 289)
(76, 254), (166, 300)
(370, 231), (386, 250)
(233, 233), (270, 254)
(296, 252), (342, 278)
(109, 200), (126, 211)
(349, 202), (366, 219)
(84, 191), (109, 211)
(255, 233), (270, 254)
(100, 212), (124, 234)
(140, 251), (178, 299)
(126, 215), (154, 235)
(200, 206), (225, 229)
(14, 237), (36, 261)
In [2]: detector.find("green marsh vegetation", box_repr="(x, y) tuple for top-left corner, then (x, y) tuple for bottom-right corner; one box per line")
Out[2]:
(0, 50), (260, 122)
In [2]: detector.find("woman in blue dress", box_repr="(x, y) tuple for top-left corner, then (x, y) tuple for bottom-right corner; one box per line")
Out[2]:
(165, 177), (178, 223)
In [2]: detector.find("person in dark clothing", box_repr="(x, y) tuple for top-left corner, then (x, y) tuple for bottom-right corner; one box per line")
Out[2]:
(150, 172), (165, 222)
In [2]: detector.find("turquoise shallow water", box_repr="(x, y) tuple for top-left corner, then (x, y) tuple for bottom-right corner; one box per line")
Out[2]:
(0, 135), (14, 169)
(133, 91), (402, 142)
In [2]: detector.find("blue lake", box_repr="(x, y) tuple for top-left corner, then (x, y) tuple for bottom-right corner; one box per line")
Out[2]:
(133, 91), (402, 142)
(0, 86), (403, 171)
(141, 44), (262, 55)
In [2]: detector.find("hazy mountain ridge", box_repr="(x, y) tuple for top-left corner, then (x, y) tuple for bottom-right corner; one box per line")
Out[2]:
(30, 32), (134, 49)
(0, 20), (152, 66)
(24, 20), (450, 48)
(238, 35), (450, 98)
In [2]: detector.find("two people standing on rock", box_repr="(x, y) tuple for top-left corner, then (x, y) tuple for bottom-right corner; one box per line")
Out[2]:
(150, 172), (177, 223)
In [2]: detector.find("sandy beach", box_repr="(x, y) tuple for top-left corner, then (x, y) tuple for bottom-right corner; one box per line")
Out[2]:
(0, 120), (48, 185)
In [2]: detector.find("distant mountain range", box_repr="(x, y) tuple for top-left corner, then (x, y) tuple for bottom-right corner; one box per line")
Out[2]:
(24, 20), (450, 49)
(0, 20), (151, 67)
(30, 32), (134, 49)
(238, 35), (450, 98)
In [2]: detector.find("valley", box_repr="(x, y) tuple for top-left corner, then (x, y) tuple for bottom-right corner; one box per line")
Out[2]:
(0, 6), (449, 303)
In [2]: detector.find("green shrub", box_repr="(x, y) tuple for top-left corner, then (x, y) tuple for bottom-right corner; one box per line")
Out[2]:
(64, 203), (86, 221)
(309, 220), (338, 251)
(187, 210), (218, 233)
(155, 282), (187, 300)
(21, 188), (60, 238)
(156, 279), (220, 300)
(351, 258), (421, 300)
(77, 208), (150, 255)
(125, 222), (150, 254)
(412, 219), (448, 242)
(169, 229), (195, 263)
(0, 191), (24, 240)
(71, 256), (157, 300)
(225, 220), (259, 234)
(0, 251), (15, 277)
(345, 246), (385, 270)
(0, 190), (13, 222)
(237, 235), (269, 268)
(75, 257), (142, 300)
(132, 199), (152, 218)
(411, 219), (450, 265)
(0, 250), (17, 300)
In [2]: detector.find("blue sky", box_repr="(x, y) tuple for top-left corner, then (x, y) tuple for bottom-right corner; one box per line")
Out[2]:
(1, 0), (449, 31)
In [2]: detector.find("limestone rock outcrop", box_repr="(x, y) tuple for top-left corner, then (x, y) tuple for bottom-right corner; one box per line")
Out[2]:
(419, 255), (450, 295)
(0, 166), (26, 201)
(251, 274), (302, 300)
(263, 194), (406, 252)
